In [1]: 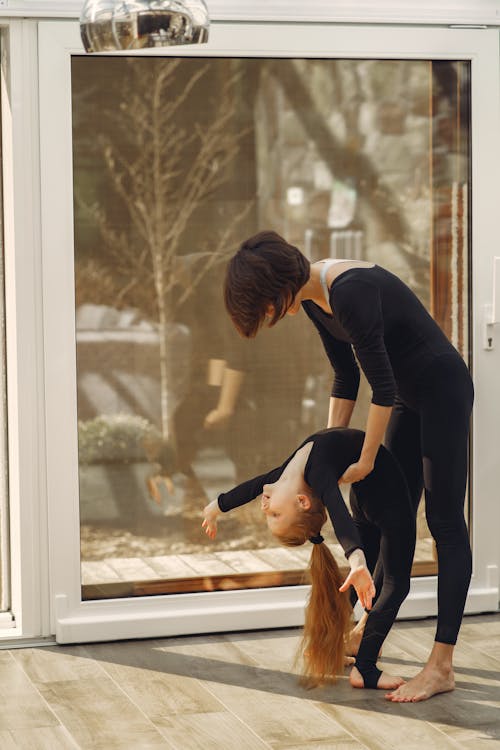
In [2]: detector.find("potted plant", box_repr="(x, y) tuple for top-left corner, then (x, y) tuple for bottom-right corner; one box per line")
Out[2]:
(78, 413), (175, 523)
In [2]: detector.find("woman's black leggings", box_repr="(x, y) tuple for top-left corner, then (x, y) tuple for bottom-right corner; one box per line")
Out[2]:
(385, 353), (474, 646)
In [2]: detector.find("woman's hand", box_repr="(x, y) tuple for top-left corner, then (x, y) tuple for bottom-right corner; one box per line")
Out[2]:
(339, 460), (374, 484)
(339, 549), (375, 610)
(204, 408), (232, 429)
(202, 499), (222, 539)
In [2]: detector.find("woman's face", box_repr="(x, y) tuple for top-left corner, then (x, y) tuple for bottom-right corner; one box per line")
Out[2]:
(265, 292), (301, 322)
(261, 474), (308, 536)
(285, 294), (302, 316)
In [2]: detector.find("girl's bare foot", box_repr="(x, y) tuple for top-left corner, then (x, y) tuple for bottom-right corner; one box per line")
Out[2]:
(385, 664), (454, 702)
(345, 627), (363, 657)
(349, 665), (405, 691)
(345, 611), (370, 656)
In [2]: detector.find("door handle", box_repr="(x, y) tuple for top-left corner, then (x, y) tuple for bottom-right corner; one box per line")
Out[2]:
(483, 256), (500, 350)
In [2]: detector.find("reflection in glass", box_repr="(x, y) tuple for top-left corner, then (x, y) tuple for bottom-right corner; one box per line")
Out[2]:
(71, 57), (471, 599)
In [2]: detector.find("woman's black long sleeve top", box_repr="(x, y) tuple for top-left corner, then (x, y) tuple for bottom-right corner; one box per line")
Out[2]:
(301, 265), (454, 407)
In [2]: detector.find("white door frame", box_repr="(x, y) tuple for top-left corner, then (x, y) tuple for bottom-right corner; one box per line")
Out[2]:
(0, 20), (53, 641)
(36, 20), (499, 643)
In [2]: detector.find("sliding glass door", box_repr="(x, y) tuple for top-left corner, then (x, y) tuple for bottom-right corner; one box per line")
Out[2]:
(39, 21), (500, 642)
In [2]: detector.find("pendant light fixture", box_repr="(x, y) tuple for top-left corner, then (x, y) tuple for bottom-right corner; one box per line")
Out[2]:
(80, 0), (209, 53)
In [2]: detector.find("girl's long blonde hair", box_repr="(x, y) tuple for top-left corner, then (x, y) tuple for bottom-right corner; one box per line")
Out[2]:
(276, 499), (352, 688)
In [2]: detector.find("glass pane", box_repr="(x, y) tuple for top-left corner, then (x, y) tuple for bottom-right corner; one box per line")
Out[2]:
(71, 57), (471, 600)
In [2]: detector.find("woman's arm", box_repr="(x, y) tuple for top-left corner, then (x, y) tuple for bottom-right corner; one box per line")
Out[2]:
(327, 396), (356, 428)
(331, 280), (396, 482)
(204, 366), (245, 428)
(339, 403), (392, 483)
(302, 303), (360, 404)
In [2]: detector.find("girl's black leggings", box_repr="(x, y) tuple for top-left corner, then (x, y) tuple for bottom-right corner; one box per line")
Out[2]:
(349, 463), (415, 688)
(385, 353), (474, 646)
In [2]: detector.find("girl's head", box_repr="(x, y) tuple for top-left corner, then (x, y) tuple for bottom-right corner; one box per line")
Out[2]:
(224, 230), (310, 338)
(261, 474), (326, 543)
(261, 474), (352, 688)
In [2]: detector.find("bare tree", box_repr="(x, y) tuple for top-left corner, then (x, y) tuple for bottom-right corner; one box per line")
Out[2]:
(79, 58), (252, 440)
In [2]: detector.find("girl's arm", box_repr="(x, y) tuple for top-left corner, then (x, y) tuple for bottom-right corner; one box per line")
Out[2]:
(320, 482), (375, 609)
(339, 548), (375, 610)
(307, 433), (364, 556)
(202, 499), (222, 539)
(201, 463), (286, 540)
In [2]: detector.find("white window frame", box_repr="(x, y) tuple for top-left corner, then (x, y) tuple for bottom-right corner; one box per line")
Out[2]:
(4, 18), (494, 643)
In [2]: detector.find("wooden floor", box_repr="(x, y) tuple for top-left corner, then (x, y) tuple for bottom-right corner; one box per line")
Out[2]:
(1, 612), (499, 749)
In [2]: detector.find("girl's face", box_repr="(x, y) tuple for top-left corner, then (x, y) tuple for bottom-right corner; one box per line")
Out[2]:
(261, 474), (310, 536)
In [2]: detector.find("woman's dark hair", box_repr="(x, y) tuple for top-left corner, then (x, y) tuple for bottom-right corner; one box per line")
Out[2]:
(274, 497), (352, 688)
(224, 230), (310, 338)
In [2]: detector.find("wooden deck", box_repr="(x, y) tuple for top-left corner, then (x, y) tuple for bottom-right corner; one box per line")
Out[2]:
(1, 612), (499, 748)
(81, 539), (436, 599)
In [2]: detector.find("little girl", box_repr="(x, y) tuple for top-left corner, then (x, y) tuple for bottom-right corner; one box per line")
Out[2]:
(202, 427), (415, 691)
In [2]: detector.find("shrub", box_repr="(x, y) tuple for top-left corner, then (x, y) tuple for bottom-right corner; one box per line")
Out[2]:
(78, 414), (162, 465)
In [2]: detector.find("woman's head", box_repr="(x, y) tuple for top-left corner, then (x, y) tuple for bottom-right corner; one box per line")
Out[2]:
(224, 230), (310, 338)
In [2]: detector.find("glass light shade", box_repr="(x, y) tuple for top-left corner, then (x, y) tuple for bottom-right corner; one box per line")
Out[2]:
(80, 0), (209, 53)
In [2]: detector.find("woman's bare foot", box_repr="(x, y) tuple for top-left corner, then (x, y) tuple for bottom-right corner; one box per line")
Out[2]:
(385, 664), (455, 702)
(349, 665), (405, 691)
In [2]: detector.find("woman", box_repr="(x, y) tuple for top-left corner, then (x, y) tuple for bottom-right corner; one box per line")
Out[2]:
(223, 230), (474, 702)
(202, 427), (415, 691)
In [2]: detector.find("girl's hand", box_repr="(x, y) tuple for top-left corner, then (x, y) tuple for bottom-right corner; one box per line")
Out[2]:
(339, 549), (375, 610)
(339, 566), (375, 610)
(339, 460), (374, 484)
(202, 499), (221, 540)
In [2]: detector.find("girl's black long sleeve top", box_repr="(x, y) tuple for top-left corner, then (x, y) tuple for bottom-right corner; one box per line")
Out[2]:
(218, 428), (389, 559)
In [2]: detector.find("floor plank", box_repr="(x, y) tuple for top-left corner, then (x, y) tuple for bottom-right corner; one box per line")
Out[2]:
(84, 639), (226, 721)
(36, 677), (170, 749)
(0, 652), (60, 732)
(0, 727), (79, 750)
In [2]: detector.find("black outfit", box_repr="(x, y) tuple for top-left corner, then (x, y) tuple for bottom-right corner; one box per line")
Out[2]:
(302, 265), (474, 645)
(218, 427), (415, 689)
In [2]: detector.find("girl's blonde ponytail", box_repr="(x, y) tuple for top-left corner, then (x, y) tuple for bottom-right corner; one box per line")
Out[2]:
(275, 501), (352, 688)
(300, 542), (352, 687)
